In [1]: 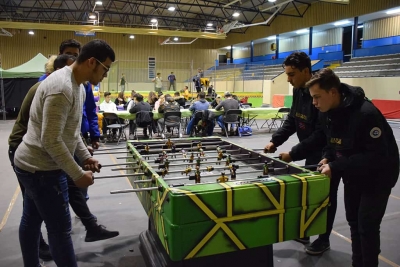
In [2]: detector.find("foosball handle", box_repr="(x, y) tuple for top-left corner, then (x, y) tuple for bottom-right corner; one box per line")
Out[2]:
(188, 175), (196, 180)
(257, 175), (270, 179)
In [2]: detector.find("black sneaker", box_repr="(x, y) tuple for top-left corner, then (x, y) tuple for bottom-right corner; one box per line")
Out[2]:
(85, 225), (119, 242)
(305, 238), (330, 255)
(294, 237), (310, 244)
(39, 242), (53, 261)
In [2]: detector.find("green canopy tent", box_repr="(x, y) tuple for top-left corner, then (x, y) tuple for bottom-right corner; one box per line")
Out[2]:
(0, 53), (47, 119)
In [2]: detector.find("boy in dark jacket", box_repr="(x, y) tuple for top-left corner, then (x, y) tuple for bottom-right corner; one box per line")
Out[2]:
(307, 68), (399, 267)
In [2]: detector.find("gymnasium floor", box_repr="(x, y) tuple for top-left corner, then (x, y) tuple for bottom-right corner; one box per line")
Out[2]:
(0, 119), (399, 267)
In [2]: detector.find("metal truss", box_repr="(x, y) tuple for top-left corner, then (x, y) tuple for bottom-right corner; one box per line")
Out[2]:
(0, 0), (315, 33)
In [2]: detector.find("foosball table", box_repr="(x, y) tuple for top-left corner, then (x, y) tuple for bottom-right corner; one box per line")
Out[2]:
(108, 137), (330, 267)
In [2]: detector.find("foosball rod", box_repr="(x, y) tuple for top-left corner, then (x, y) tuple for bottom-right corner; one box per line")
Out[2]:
(149, 153), (251, 163)
(134, 141), (226, 148)
(116, 149), (243, 159)
(148, 156), (263, 168)
(94, 173), (145, 179)
(137, 169), (261, 182)
(98, 163), (136, 168)
(96, 147), (129, 151)
(134, 144), (233, 154)
(111, 175), (272, 194)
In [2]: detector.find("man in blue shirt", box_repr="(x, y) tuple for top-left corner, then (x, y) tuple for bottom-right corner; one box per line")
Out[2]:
(168, 71), (176, 91)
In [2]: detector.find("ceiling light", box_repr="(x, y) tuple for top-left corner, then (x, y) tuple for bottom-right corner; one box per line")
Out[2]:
(267, 35), (276, 40)
(333, 20), (350, 26)
(296, 29), (308, 34)
(232, 12), (240, 17)
(357, 25), (363, 28)
(174, 37), (179, 41)
(95, 1), (102, 5)
(207, 23), (213, 27)
(88, 13), (96, 19)
(268, 0), (277, 2)
(28, 30), (34, 35)
(129, 35), (134, 39)
(148, 31), (157, 34)
(168, 6), (176, 11)
(150, 18), (158, 23)
(387, 8), (400, 14)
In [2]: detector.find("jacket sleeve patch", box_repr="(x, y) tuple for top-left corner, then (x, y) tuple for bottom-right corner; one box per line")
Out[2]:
(370, 127), (382, 138)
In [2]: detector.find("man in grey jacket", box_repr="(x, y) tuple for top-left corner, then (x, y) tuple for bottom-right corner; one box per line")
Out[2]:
(13, 39), (115, 267)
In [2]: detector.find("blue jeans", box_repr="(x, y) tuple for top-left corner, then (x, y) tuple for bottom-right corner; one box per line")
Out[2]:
(14, 167), (77, 267)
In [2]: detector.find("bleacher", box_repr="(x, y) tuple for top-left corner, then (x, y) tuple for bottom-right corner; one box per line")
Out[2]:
(204, 66), (244, 81)
(241, 64), (283, 80)
(335, 53), (400, 78)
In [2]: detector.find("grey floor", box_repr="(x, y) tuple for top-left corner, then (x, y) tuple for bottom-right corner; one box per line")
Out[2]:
(0, 119), (400, 267)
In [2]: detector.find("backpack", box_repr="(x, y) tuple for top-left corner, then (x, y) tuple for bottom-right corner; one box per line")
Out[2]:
(238, 126), (252, 136)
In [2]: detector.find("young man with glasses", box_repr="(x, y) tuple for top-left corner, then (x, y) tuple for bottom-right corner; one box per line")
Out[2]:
(13, 39), (116, 266)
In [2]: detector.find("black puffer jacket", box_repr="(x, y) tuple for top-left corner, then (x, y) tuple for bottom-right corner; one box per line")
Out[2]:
(271, 87), (322, 164)
(321, 83), (399, 189)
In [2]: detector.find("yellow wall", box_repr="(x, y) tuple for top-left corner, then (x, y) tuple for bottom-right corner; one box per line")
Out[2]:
(340, 77), (400, 100)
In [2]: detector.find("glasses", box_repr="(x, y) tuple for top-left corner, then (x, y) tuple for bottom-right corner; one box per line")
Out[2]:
(94, 58), (109, 75)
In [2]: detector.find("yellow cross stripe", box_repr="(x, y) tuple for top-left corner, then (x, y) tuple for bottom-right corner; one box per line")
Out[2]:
(158, 188), (170, 212)
(254, 183), (281, 209)
(172, 189), (218, 220)
(291, 175), (308, 238)
(304, 196), (330, 230)
(270, 177), (285, 242)
(185, 224), (221, 259)
(160, 216), (170, 255)
(216, 209), (284, 223)
(220, 183), (233, 217)
(219, 223), (246, 250)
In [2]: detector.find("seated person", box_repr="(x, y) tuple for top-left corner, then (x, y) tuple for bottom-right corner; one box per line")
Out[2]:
(128, 94), (152, 139)
(215, 91), (240, 136)
(210, 95), (222, 108)
(99, 92), (118, 138)
(181, 86), (190, 100)
(186, 92), (213, 136)
(126, 90), (137, 111)
(174, 91), (186, 107)
(158, 95), (180, 133)
(207, 85), (216, 98)
(115, 91), (127, 109)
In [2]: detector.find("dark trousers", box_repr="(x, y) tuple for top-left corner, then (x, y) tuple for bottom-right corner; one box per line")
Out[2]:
(14, 167), (77, 267)
(344, 184), (391, 267)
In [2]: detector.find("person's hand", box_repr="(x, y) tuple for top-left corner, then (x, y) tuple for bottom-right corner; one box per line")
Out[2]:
(318, 158), (329, 166)
(279, 152), (292, 163)
(83, 157), (100, 173)
(264, 142), (277, 153)
(91, 141), (100, 149)
(87, 146), (94, 156)
(318, 164), (331, 178)
(74, 171), (94, 188)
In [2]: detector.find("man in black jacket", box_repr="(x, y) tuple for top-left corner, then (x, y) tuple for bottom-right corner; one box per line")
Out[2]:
(129, 94), (152, 139)
(307, 68), (399, 267)
(264, 53), (339, 254)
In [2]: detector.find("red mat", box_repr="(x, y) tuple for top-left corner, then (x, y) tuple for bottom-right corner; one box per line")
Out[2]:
(372, 99), (400, 119)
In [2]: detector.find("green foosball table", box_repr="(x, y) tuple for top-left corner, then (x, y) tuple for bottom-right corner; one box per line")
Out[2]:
(111, 137), (330, 267)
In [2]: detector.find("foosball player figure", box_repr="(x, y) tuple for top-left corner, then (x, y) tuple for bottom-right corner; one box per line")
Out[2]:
(197, 142), (202, 151)
(198, 148), (206, 159)
(181, 149), (187, 161)
(263, 161), (269, 175)
(229, 164), (239, 180)
(217, 150), (224, 165)
(164, 158), (170, 171)
(196, 157), (202, 167)
(165, 138), (174, 149)
(206, 166), (214, 172)
(159, 168), (168, 178)
(225, 155), (232, 166)
(216, 172), (229, 183)
(194, 166), (201, 183)
(216, 145), (222, 153)
(189, 152), (195, 163)
(171, 145), (177, 158)
(182, 166), (192, 176)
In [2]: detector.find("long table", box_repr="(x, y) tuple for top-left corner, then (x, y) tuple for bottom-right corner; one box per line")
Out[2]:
(113, 107), (283, 121)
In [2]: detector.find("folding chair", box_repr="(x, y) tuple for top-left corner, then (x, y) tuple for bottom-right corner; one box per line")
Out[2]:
(132, 111), (153, 140)
(102, 112), (128, 145)
(189, 110), (205, 137)
(223, 109), (242, 138)
(241, 105), (259, 129)
(161, 111), (182, 139)
(268, 107), (290, 132)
